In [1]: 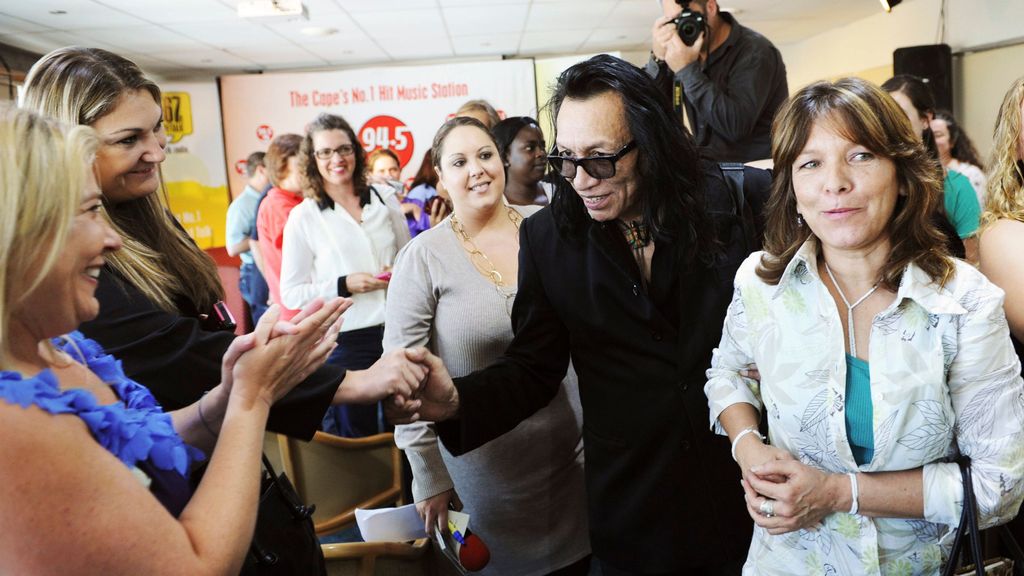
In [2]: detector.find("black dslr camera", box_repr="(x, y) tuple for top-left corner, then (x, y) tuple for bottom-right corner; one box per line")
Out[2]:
(670, 0), (707, 46)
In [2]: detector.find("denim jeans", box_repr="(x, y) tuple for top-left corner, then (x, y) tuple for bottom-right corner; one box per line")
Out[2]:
(238, 262), (269, 327)
(321, 325), (386, 438)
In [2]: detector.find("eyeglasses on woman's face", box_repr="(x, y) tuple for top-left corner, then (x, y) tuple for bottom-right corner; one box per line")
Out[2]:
(314, 144), (356, 160)
(547, 141), (637, 180)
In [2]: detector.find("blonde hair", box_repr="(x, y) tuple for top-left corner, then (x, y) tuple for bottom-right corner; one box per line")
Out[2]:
(759, 78), (954, 291)
(22, 46), (222, 312)
(982, 77), (1024, 229)
(456, 99), (501, 129)
(0, 106), (98, 365)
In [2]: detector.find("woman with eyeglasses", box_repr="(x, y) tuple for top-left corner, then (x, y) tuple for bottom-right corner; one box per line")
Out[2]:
(386, 115), (589, 576)
(280, 113), (411, 437)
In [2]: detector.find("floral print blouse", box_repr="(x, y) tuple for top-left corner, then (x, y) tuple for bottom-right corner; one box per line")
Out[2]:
(705, 241), (1024, 575)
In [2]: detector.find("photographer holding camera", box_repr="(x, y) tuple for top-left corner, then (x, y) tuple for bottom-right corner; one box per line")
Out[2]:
(647, 0), (787, 163)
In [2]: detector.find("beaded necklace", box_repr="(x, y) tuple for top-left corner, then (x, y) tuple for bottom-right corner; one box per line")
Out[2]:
(618, 219), (652, 290)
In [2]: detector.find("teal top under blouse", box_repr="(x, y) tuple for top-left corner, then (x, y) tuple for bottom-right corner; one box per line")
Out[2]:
(845, 354), (874, 466)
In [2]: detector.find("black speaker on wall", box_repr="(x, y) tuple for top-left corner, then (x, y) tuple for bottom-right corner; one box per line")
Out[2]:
(893, 44), (953, 111)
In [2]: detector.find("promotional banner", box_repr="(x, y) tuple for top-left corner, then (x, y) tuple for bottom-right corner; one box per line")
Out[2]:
(159, 81), (230, 250)
(219, 59), (538, 199)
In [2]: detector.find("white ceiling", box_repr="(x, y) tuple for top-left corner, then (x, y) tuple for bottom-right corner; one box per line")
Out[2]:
(0, 0), (885, 77)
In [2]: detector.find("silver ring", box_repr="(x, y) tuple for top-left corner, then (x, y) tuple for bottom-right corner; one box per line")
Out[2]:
(759, 499), (775, 518)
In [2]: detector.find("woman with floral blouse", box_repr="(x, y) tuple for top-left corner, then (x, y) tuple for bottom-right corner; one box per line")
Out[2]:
(704, 78), (1024, 575)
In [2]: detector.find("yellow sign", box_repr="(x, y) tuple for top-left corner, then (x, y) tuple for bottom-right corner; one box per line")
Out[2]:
(162, 92), (193, 143)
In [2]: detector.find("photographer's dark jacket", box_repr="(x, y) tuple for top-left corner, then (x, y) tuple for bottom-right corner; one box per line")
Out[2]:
(647, 11), (788, 163)
(81, 266), (340, 440)
(436, 172), (755, 573)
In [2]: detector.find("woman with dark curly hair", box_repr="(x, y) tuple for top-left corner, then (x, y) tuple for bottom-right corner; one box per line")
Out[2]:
(279, 113), (411, 437)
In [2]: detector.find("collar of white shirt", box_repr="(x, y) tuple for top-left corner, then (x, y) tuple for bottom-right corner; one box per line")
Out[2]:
(772, 238), (966, 316)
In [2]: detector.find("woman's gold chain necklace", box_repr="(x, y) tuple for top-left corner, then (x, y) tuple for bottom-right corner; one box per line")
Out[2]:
(450, 206), (522, 316)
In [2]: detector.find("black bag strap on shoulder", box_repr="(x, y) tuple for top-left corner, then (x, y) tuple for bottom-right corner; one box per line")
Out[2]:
(718, 162), (759, 253)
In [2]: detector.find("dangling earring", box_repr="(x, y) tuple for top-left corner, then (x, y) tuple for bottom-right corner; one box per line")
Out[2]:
(796, 213), (804, 227)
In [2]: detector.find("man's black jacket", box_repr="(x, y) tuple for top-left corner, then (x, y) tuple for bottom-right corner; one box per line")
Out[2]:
(437, 169), (758, 573)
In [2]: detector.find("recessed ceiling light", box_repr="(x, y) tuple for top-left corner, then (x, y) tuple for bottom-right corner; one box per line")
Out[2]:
(301, 26), (338, 37)
(49, 9), (67, 15)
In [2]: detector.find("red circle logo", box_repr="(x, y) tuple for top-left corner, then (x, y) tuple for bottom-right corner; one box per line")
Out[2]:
(256, 124), (274, 142)
(234, 159), (247, 175)
(358, 115), (414, 168)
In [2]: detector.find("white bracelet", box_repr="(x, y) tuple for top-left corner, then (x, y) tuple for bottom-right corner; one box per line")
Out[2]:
(731, 426), (765, 462)
(848, 472), (860, 515)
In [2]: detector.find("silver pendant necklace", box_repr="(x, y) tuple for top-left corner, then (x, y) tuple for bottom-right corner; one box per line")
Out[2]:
(824, 262), (878, 357)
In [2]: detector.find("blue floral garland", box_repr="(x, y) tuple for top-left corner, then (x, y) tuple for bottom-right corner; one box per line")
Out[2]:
(0, 331), (205, 476)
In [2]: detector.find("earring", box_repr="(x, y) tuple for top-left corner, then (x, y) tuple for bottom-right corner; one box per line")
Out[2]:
(796, 214), (804, 227)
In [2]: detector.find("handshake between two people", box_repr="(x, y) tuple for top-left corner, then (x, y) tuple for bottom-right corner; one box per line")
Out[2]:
(223, 296), (460, 425)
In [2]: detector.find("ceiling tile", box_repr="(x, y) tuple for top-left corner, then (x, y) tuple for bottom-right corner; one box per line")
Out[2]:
(229, 43), (326, 65)
(604, 0), (661, 29)
(262, 12), (362, 36)
(451, 33), (520, 57)
(0, 0), (145, 30)
(519, 30), (590, 55)
(99, 0), (238, 24)
(67, 25), (198, 52)
(116, 51), (189, 73)
(443, 4), (527, 36)
(298, 38), (384, 63)
(439, 0), (529, 5)
(334, 0), (438, 13)
(0, 12), (53, 34)
(581, 27), (651, 50)
(0, 29), (126, 56)
(164, 19), (276, 47)
(380, 36), (454, 61)
(157, 48), (258, 69)
(352, 9), (447, 38)
(526, 1), (618, 32)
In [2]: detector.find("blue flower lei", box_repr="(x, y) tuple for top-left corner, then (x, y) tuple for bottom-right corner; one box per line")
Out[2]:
(0, 331), (205, 476)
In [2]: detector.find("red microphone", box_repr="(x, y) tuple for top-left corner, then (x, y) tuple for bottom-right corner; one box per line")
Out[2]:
(453, 527), (490, 572)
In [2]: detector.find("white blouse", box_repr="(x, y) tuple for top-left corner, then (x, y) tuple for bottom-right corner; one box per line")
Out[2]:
(705, 240), (1024, 576)
(280, 187), (410, 332)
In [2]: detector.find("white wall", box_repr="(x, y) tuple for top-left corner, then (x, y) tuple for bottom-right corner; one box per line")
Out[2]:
(777, 0), (1024, 161)
(779, 0), (1024, 93)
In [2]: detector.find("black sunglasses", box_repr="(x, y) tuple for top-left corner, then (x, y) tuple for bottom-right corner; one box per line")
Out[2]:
(547, 141), (637, 180)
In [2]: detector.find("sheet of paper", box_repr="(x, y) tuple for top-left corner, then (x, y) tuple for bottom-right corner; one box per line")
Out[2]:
(355, 504), (427, 542)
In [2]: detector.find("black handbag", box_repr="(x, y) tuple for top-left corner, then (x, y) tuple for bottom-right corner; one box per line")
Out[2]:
(241, 454), (326, 576)
(943, 457), (1024, 576)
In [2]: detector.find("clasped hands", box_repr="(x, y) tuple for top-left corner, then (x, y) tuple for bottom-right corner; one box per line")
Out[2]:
(734, 438), (848, 535)
(219, 297), (458, 423)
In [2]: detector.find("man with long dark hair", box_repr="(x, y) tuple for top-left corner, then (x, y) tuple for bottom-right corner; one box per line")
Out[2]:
(398, 55), (755, 575)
